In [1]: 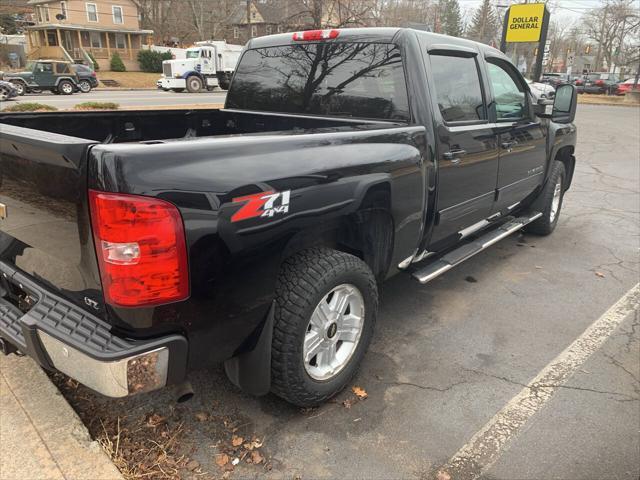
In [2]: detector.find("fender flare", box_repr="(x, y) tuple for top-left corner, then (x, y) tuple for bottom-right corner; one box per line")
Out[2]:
(181, 71), (204, 81)
(54, 76), (78, 86)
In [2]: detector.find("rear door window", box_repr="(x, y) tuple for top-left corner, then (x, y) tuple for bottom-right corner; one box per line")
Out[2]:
(429, 54), (486, 123)
(227, 43), (410, 121)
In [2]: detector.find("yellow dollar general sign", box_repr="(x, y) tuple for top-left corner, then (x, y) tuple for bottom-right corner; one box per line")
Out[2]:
(505, 3), (545, 42)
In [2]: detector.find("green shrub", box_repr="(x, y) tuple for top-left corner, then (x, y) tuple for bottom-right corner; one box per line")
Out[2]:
(3, 103), (58, 112)
(137, 49), (172, 73)
(110, 52), (126, 72)
(74, 102), (119, 110)
(87, 51), (99, 71)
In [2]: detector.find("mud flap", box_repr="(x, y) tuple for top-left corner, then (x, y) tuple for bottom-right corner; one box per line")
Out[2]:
(223, 303), (273, 396)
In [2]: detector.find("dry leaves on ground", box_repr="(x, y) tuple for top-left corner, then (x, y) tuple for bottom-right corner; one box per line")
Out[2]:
(352, 386), (368, 399)
(216, 453), (230, 467)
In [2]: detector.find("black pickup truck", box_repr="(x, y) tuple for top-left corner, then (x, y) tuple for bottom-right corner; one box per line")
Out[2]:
(0, 28), (577, 407)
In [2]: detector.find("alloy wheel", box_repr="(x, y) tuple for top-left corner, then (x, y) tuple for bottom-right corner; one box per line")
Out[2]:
(303, 284), (365, 381)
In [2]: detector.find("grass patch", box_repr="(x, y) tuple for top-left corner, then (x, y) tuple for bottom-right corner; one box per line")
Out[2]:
(578, 94), (638, 106)
(3, 102), (57, 112)
(74, 102), (120, 110)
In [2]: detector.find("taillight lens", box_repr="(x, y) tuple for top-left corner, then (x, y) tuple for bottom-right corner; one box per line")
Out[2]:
(292, 29), (339, 41)
(88, 190), (189, 307)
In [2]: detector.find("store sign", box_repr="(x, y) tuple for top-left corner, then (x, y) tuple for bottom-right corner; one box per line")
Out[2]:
(505, 3), (546, 43)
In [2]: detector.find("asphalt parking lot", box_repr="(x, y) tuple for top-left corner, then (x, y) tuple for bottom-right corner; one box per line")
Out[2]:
(54, 104), (639, 480)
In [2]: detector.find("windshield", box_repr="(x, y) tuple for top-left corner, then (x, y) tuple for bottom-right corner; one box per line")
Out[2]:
(186, 50), (200, 59)
(25, 61), (36, 71)
(226, 43), (410, 121)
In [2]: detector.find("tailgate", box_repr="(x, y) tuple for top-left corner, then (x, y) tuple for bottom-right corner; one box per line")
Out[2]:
(0, 123), (103, 314)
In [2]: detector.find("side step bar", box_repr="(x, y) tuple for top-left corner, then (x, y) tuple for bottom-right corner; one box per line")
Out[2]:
(412, 211), (542, 284)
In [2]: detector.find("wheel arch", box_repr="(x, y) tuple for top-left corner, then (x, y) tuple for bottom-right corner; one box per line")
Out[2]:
(55, 76), (77, 86)
(281, 182), (394, 282)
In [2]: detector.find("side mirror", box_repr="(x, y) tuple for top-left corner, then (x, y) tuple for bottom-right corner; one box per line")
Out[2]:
(551, 84), (577, 123)
(535, 84), (577, 123)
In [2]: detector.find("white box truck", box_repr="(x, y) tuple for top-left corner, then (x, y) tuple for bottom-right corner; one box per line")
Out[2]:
(159, 41), (243, 92)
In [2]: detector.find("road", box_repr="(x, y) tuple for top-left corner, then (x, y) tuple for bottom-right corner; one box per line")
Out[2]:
(44, 105), (640, 480)
(0, 89), (227, 110)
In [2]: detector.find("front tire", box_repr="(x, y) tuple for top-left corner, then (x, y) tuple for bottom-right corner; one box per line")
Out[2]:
(271, 248), (378, 407)
(526, 161), (566, 235)
(186, 75), (202, 93)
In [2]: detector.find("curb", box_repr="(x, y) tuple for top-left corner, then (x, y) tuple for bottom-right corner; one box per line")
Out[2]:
(0, 355), (123, 480)
(95, 87), (157, 91)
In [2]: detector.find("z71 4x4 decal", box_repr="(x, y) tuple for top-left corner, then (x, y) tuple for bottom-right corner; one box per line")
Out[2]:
(231, 190), (291, 222)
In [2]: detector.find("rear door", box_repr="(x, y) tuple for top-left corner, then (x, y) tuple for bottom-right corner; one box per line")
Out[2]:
(425, 49), (500, 246)
(485, 57), (546, 213)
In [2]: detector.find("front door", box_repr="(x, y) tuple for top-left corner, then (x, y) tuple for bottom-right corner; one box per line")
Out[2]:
(485, 58), (546, 212)
(33, 62), (55, 86)
(426, 52), (500, 246)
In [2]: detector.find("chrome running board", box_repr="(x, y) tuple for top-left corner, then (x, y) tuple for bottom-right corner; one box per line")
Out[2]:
(412, 211), (542, 284)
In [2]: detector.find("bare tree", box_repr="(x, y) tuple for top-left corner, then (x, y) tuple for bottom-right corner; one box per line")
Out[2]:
(583, 0), (640, 72)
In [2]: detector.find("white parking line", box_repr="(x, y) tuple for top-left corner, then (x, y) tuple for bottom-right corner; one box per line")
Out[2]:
(436, 283), (640, 480)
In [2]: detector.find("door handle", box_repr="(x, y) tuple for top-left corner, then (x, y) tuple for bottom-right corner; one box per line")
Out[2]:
(443, 149), (467, 163)
(501, 140), (518, 150)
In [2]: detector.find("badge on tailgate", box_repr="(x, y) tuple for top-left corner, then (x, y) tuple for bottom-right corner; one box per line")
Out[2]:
(0, 202), (6, 220)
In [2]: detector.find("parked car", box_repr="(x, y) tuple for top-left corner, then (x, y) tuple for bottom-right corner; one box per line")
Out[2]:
(71, 64), (99, 93)
(0, 80), (19, 101)
(526, 78), (555, 99)
(3, 60), (79, 95)
(615, 77), (640, 95)
(541, 73), (568, 88)
(0, 28), (578, 407)
(581, 72), (620, 94)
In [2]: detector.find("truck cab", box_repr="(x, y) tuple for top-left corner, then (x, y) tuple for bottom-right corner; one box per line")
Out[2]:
(159, 41), (243, 92)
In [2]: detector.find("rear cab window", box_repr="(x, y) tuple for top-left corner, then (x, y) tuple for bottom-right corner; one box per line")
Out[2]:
(226, 42), (410, 122)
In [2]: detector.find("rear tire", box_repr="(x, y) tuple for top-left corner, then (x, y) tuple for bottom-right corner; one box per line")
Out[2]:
(58, 80), (74, 95)
(526, 161), (566, 235)
(186, 75), (202, 93)
(10, 81), (25, 96)
(271, 248), (378, 407)
(78, 80), (92, 93)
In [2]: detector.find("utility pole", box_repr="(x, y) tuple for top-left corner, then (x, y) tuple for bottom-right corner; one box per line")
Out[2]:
(246, 0), (251, 39)
(594, 4), (608, 72)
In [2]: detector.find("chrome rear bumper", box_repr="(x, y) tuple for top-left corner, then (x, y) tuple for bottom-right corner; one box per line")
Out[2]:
(0, 260), (187, 397)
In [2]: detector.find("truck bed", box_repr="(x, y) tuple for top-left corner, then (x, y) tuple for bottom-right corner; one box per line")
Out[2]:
(0, 108), (396, 144)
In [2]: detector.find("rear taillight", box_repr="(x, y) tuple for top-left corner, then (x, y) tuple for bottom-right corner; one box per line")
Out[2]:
(292, 29), (339, 41)
(91, 72), (97, 77)
(88, 190), (189, 307)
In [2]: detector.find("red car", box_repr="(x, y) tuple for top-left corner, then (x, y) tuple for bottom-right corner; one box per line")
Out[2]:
(616, 78), (640, 95)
